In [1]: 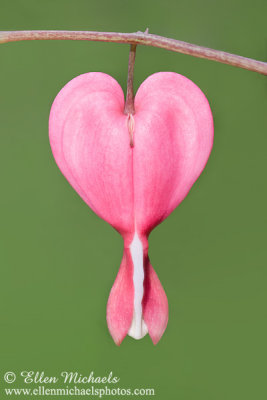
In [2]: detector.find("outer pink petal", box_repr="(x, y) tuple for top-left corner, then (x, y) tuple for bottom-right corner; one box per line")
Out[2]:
(49, 72), (134, 238)
(142, 256), (169, 345)
(134, 72), (214, 235)
(106, 248), (134, 345)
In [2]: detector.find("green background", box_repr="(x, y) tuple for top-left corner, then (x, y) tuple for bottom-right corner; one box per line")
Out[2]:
(0, 0), (266, 399)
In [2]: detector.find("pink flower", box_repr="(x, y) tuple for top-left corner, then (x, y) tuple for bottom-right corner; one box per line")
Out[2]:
(49, 72), (213, 345)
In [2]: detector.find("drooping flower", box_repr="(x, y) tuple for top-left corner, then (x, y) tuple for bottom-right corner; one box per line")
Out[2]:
(49, 72), (213, 345)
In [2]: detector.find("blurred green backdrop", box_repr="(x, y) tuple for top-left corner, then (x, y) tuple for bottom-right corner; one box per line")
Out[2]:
(0, 0), (266, 399)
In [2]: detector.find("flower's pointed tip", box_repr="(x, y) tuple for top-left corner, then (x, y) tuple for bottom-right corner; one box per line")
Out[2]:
(151, 336), (160, 346)
(147, 318), (168, 345)
(107, 312), (130, 347)
(149, 322), (168, 345)
(107, 313), (132, 345)
(112, 334), (124, 347)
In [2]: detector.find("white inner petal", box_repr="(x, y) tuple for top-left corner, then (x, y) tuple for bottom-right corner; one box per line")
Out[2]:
(128, 232), (148, 340)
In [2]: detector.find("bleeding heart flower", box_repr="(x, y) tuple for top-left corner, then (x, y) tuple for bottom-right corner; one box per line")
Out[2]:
(49, 71), (213, 345)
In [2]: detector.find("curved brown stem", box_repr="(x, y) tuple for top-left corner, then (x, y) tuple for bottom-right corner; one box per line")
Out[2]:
(0, 30), (266, 75)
